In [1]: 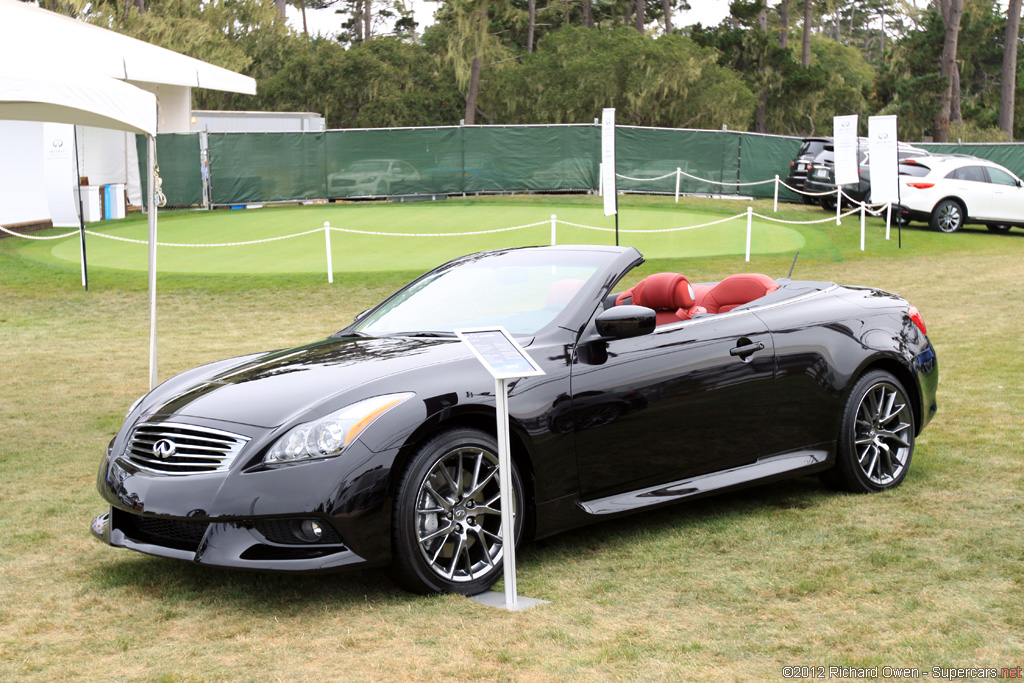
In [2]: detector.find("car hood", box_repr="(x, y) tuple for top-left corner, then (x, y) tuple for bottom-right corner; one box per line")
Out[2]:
(143, 335), (467, 428)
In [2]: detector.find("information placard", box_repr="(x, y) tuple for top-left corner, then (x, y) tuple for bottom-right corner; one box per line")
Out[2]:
(868, 115), (899, 204)
(833, 115), (860, 187)
(454, 327), (545, 380)
(601, 108), (617, 217)
(455, 326), (547, 610)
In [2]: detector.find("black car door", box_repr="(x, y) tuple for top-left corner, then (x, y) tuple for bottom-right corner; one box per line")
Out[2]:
(570, 311), (776, 499)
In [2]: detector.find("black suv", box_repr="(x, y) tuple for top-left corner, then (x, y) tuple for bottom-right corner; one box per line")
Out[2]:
(803, 141), (928, 210)
(783, 137), (831, 203)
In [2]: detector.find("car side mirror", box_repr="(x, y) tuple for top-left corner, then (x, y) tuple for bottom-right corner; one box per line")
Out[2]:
(595, 305), (656, 339)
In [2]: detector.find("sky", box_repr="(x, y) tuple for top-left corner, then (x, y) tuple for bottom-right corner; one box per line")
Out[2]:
(286, 0), (734, 40)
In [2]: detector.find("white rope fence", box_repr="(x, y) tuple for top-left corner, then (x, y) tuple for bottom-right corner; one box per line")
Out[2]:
(610, 165), (897, 231)
(2, 199), (899, 285)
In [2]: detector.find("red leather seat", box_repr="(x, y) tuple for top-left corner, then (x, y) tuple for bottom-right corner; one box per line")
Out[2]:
(697, 273), (779, 314)
(615, 272), (706, 325)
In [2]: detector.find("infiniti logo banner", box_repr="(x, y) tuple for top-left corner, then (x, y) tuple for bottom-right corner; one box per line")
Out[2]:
(152, 439), (177, 459)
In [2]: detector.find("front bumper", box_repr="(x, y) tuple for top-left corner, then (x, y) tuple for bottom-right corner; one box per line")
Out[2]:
(93, 428), (403, 573)
(91, 506), (369, 573)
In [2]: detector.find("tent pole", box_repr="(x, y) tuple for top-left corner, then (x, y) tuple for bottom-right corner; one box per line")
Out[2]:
(73, 125), (88, 290)
(147, 134), (158, 389)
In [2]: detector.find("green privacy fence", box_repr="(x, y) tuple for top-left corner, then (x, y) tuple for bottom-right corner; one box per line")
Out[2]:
(918, 142), (1024, 179)
(136, 132), (204, 208)
(140, 125), (1024, 208)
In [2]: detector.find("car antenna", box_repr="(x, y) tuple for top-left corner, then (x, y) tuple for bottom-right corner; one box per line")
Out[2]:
(787, 251), (800, 279)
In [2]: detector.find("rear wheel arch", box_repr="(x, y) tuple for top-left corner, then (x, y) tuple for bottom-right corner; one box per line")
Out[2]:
(849, 357), (923, 437)
(930, 197), (967, 232)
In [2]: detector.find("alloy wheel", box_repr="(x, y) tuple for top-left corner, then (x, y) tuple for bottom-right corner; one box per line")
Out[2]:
(414, 446), (511, 583)
(853, 381), (913, 486)
(935, 202), (962, 232)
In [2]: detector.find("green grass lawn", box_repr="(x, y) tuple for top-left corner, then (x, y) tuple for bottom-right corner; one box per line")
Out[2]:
(42, 195), (807, 274)
(1, 194), (1022, 681)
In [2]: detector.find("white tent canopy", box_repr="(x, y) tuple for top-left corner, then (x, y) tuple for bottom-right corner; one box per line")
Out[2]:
(0, 66), (162, 387)
(0, 0), (256, 95)
(0, 67), (156, 136)
(0, 1), (256, 389)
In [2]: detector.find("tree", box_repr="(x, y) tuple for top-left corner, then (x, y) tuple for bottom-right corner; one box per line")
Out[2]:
(441, 0), (512, 124)
(802, 0), (812, 65)
(999, 0), (1022, 139)
(934, 0), (964, 141)
(527, 0), (536, 52)
(694, 0), (817, 134)
(778, 0), (790, 47)
(87, 0), (283, 78)
(496, 26), (755, 128)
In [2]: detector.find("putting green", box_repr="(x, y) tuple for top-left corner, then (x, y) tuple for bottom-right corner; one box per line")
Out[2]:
(51, 201), (805, 274)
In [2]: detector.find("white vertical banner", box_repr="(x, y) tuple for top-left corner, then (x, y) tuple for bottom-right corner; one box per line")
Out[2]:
(42, 122), (80, 228)
(833, 115), (859, 187)
(601, 108), (617, 217)
(868, 115), (899, 204)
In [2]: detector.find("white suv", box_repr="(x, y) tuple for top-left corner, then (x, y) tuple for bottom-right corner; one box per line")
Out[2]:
(897, 156), (1024, 233)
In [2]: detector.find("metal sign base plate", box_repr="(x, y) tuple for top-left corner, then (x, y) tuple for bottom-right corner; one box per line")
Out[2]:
(468, 591), (549, 611)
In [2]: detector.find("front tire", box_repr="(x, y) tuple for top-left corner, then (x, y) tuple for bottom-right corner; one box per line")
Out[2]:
(389, 428), (524, 595)
(930, 199), (964, 233)
(986, 224), (1012, 234)
(824, 370), (916, 493)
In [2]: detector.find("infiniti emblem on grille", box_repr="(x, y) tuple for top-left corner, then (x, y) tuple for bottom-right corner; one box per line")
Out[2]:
(153, 439), (177, 459)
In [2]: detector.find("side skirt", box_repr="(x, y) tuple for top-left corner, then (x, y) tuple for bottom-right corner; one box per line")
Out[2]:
(578, 449), (831, 516)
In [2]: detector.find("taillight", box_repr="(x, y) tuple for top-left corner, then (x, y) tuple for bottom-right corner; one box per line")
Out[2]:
(908, 306), (927, 335)
(907, 182), (934, 189)
(790, 161), (795, 168)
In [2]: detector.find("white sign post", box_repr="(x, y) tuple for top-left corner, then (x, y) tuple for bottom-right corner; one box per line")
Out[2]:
(868, 115), (900, 239)
(454, 327), (548, 611)
(833, 115), (860, 187)
(601, 108), (619, 245)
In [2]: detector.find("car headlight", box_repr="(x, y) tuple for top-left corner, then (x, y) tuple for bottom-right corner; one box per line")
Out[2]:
(263, 393), (414, 466)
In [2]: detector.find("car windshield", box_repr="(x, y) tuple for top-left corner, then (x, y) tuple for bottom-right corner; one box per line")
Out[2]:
(898, 162), (931, 177)
(347, 160), (390, 172)
(354, 250), (605, 336)
(799, 141), (827, 157)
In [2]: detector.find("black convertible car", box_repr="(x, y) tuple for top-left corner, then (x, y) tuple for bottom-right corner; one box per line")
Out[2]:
(92, 245), (938, 595)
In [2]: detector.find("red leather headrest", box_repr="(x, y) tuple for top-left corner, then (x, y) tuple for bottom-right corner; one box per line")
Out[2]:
(700, 273), (779, 313)
(627, 273), (696, 310)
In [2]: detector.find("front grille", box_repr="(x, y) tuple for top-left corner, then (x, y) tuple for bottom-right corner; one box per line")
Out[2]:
(113, 508), (209, 552)
(123, 422), (249, 475)
(135, 516), (209, 545)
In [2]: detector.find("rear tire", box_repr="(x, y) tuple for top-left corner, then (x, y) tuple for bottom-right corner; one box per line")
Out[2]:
(986, 224), (1012, 234)
(930, 199), (964, 233)
(388, 428), (524, 595)
(820, 195), (837, 211)
(823, 370), (915, 493)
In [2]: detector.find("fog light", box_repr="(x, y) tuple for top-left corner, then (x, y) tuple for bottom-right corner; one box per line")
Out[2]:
(292, 519), (323, 543)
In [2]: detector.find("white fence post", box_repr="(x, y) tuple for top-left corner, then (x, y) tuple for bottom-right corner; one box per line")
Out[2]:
(860, 203), (866, 251)
(324, 221), (334, 284)
(598, 162), (604, 197)
(773, 175), (779, 213)
(675, 167), (682, 203)
(550, 214), (557, 245)
(885, 202), (892, 241)
(745, 206), (753, 263)
(836, 188), (842, 225)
